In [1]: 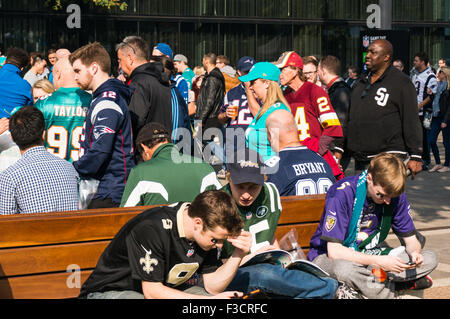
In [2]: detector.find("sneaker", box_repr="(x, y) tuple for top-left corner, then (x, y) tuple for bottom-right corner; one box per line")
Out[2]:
(437, 166), (450, 173)
(429, 164), (443, 172)
(395, 275), (433, 291)
(334, 282), (366, 299)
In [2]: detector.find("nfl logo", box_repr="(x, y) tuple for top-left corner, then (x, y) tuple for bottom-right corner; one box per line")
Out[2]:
(363, 36), (370, 48)
(325, 216), (337, 232)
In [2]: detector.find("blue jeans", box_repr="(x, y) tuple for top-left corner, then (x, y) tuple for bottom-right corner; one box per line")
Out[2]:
(427, 116), (443, 165)
(443, 120), (450, 167)
(226, 263), (338, 299)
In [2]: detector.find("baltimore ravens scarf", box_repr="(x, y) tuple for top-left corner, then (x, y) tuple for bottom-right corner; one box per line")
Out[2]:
(343, 170), (393, 255)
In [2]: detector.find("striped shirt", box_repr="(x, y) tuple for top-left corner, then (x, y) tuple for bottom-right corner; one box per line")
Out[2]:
(0, 146), (79, 214)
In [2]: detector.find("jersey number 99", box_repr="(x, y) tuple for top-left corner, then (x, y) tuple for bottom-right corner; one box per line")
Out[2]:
(46, 125), (83, 161)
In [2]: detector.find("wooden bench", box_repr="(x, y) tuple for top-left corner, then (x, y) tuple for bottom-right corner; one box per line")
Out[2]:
(0, 194), (326, 299)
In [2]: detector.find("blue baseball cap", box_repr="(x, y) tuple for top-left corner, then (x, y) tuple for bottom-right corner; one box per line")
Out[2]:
(237, 56), (256, 72)
(154, 43), (173, 59)
(238, 62), (281, 83)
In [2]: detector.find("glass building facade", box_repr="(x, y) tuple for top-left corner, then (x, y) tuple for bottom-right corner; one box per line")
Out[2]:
(1, 0), (449, 75)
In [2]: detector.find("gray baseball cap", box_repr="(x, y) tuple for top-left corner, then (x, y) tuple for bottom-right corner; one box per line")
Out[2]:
(173, 54), (188, 63)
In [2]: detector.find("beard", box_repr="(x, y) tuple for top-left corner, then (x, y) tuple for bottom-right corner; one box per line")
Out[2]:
(77, 73), (93, 91)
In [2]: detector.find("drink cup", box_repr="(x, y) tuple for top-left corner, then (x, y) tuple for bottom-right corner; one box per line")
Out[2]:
(229, 105), (238, 120)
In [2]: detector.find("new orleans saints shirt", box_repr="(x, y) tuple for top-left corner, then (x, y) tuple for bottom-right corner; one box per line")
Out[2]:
(79, 202), (220, 297)
(220, 182), (282, 258)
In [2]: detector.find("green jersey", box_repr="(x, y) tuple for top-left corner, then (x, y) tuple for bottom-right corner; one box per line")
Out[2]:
(220, 182), (282, 258)
(35, 87), (91, 163)
(120, 143), (222, 207)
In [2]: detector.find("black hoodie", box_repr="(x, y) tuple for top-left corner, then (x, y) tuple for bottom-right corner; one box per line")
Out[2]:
(128, 62), (172, 141)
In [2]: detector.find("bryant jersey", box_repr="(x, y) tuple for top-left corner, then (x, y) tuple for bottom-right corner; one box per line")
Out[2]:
(220, 182), (282, 258)
(284, 81), (343, 142)
(79, 203), (220, 297)
(266, 146), (335, 196)
(221, 83), (255, 153)
(35, 88), (91, 163)
(120, 143), (222, 207)
(412, 67), (438, 115)
(307, 175), (415, 262)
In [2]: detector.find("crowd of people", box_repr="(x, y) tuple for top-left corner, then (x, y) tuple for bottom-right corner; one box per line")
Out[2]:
(0, 37), (447, 299)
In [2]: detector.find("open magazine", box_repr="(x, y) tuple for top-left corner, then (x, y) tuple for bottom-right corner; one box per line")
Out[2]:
(240, 249), (330, 278)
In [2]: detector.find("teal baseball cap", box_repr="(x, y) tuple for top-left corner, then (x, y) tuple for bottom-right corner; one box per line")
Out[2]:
(238, 62), (281, 83)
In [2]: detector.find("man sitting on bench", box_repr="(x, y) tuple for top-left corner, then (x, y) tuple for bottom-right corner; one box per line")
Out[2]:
(307, 153), (438, 299)
(79, 190), (252, 299)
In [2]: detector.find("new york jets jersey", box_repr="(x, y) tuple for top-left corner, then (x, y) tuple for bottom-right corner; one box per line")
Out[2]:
(120, 143), (222, 207)
(34, 87), (91, 163)
(220, 182), (282, 258)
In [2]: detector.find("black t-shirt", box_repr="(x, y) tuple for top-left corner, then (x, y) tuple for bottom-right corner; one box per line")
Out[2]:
(79, 202), (220, 297)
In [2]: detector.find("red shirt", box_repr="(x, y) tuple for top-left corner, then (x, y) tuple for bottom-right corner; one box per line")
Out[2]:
(284, 81), (343, 142)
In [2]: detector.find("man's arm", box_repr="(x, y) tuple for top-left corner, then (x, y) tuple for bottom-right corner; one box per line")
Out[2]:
(327, 242), (412, 273)
(403, 234), (424, 266)
(202, 231), (252, 295)
(142, 281), (240, 299)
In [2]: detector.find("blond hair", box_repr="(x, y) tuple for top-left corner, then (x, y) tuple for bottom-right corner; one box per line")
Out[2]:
(368, 153), (407, 197)
(32, 79), (55, 94)
(257, 80), (290, 121)
(440, 67), (450, 90)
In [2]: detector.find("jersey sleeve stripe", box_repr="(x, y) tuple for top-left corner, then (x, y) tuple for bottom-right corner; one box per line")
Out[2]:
(200, 172), (223, 192)
(123, 181), (169, 207)
(265, 182), (282, 212)
(91, 100), (124, 123)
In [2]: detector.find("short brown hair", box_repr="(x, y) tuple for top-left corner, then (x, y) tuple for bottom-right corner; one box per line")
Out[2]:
(368, 153), (407, 197)
(203, 52), (217, 66)
(69, 42), (111, 74)
(319, 55), (341, 76)
(188, 190), (243, 236)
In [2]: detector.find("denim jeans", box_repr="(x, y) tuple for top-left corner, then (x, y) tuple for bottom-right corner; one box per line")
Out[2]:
(427, 116), (443, 165)
(226, 263), (338, 299)
(443, 120), (450, 167)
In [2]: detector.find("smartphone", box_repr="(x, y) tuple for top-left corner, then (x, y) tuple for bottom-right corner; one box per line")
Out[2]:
(407, 261), (416, 266)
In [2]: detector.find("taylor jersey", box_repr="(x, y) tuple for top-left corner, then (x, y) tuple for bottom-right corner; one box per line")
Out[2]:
(307, 175), (415, 262)
(221, 83), (255, 153)
(79, 202), (221, 297)
(34, 87), (91, 163)
(266, 146), (335, 196)
(283, 81), (343, 142)
(220, 182), (282, 258)
(411, 67), (438, 115)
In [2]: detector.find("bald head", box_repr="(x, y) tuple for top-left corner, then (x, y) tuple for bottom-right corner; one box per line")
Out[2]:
(372, 39), (393, 61)
(53, 57), (78, 90)
(56, 49), (71, 60)
(266, 109), (301, 152)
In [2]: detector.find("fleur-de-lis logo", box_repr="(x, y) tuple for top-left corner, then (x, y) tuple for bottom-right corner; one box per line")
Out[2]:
(140, 245), (158, 274)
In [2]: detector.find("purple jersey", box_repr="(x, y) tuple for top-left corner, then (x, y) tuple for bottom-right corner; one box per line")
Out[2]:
(307, 175), (416, 261)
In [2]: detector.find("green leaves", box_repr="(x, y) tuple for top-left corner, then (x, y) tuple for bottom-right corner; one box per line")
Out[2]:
(44, 0), (128, 11)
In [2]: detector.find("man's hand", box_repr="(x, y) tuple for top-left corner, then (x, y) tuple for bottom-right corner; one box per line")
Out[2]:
(377, 255), (412, 273)
(227, 230), (252, 258)
(406, 160), (422, 180)
(211, 291), (243, 299)
(0, 118), (9, 135)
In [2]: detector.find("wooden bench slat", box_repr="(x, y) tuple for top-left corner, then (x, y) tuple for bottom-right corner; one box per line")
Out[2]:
(0, 195), (326, 299)
(0, 241), (108, 278)
(0, 271), (91, 299)
(275, 223), (318, 248)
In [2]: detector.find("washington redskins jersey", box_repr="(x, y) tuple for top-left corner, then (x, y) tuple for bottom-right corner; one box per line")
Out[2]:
(284, 81), (343, 142)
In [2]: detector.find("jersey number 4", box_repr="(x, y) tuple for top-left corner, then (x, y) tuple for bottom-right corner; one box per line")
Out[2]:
(47, 125), (83, 161)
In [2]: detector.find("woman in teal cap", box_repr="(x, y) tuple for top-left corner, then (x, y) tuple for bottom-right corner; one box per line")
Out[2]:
(239, 62), (291, 162)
